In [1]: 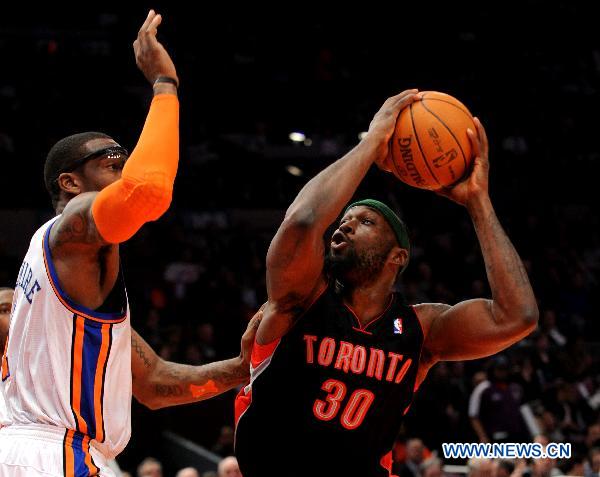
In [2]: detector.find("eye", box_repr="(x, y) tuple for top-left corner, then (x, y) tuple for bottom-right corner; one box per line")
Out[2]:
(107, 162), (124, 171)
(362, 219), (373, 225)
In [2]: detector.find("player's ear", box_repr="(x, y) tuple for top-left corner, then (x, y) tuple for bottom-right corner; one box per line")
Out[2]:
(57, 172), (83, 196)
(389, 247), (408, 267)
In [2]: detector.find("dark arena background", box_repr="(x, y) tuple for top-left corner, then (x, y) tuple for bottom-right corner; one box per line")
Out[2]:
(1, 3), (599, 476)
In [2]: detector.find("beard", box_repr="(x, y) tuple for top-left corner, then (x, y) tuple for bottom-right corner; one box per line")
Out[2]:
(324, 242), (392, 288)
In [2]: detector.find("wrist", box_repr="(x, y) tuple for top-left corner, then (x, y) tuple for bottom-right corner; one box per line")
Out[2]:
(236, 355), (250, 376)
(152, 82), (178, 96)
(358, 132), (388, 164)
(154, 75), (179, 88)
(466, 192), (492, 215)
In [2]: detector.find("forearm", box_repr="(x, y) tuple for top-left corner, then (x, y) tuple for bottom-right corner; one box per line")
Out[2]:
(284, 136), (380, 231)
(136, 357), (248, 410)
(92, 92), (179, 243)
(468, 194), (538, 325)
(470, 418), (489, 442)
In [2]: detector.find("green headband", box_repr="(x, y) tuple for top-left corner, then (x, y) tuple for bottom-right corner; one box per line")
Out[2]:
(345, 199), (410, 252)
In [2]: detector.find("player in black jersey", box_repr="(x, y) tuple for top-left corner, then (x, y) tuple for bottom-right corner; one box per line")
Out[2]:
(235, 89), (539, 477)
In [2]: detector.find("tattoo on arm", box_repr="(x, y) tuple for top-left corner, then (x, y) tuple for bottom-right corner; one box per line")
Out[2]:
(52, 195), (105, 248)
(155, 384), (184, 397)
(150, 358), (247, 405)
(132, 335), (153, 369)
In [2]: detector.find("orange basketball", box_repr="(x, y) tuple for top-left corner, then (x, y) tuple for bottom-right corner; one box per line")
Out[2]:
(388, 91), (476, 190)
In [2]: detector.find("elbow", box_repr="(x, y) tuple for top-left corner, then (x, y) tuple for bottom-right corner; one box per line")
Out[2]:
(136, 392), (169, 411)
(516, 303), (539, 335)
(138, 182), (173, 220)
(282, 206), (316, 229)
(123, 175), (173, 220)
(133, 390), (161, 411)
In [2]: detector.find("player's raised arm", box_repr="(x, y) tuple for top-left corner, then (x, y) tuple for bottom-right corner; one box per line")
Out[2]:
(417, 118), (538, 365)
(50, 10), (179, 250)
(259, 90), (420, 344)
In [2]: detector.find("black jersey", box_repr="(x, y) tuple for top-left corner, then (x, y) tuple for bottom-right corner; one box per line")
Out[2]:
(235, 286), (424, 477)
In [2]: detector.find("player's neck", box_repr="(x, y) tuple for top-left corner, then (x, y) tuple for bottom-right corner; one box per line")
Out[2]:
(343, 279), (394, 327)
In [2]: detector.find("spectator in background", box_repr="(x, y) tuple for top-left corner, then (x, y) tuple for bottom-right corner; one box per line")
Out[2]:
(469, 370), (492, 442)
(540, 309), (566, 347)
(585, 423), (600, 449)
(212, 425), (235, 457)
(559, 453), (586, 477)
(467, 458), (494, 477)
(584, 448), (600, 477)
(0, 287), (13, 347)
(176, 467), (200, 477)
(395, 438), (426, 477)
(469, 356), (527, 443)
(420, 457), (443, 477)
(0, 287), (9, 432)
(530, 455), (560, 477)
(495, 460), (515, 477)
(137, 457), (163, 477)
(218, 456), (242, 477)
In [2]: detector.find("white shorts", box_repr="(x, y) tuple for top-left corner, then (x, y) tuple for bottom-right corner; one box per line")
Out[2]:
(0, 423), (115, 477)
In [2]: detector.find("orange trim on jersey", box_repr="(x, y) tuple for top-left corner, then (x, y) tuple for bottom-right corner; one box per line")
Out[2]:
(345, 294), (395, 331)
(71, 315), (88, 435)
(83, 435), (100, 475)
(64, 430), (76, 477)
(251, 338), (281, 368)
(93, 324), (111, 443)
(380, 451), (400, 477)
(63, 429), (100, 477)
(235, 386), (252, 427)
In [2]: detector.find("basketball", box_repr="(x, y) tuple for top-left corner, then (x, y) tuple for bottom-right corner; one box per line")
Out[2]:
(388, 91), (476, 190)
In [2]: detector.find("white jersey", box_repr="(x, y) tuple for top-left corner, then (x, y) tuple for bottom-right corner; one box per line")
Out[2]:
(0, 216), (132, 463)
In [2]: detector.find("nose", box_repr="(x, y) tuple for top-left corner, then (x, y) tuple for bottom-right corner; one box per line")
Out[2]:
(340, 220), (354, 234)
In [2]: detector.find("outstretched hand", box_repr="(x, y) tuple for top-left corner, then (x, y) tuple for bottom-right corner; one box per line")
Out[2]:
(133, 10), (178, 86)
(240, 304), (266, 367)
(436, 117), (490, 207)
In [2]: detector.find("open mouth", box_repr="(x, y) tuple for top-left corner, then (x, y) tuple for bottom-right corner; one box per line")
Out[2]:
(331, 231), (349, 251)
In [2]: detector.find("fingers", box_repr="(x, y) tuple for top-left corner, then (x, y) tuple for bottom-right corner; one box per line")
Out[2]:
(247, 307), (264, 330)
(138, 9), (156, 35)
(147, 13), (162, 36)
(391, 92), (419, 113)
(137, 10), (162, 40)
(467, 127), (481, 160)
(474, 117), (489, 154)
(388, 89), (419, 103)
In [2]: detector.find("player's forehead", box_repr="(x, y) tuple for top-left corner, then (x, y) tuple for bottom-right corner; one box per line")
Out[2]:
(0, 289), (14, 305)
(341, 205), (382, 221)
(83, 137), (121, 154)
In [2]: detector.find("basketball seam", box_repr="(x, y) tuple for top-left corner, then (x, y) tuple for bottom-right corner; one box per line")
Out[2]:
(388, 106), (410, 183)
(410, 102), (441, 187)
(419, 100), (469, 176)
(421, 93), (473, 119)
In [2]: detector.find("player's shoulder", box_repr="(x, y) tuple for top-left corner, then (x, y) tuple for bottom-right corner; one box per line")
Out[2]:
(50, 192), (104, 251)
(411, 302), (452, 337)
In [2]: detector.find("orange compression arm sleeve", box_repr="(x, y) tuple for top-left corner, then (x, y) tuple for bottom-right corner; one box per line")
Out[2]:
(91, 94), (179, 244)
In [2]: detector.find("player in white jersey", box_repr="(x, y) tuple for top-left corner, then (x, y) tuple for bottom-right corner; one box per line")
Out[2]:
(0, 11), (260, 477)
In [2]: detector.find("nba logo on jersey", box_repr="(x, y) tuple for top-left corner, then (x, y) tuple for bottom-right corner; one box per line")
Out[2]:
(393, 318), (403, 335)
